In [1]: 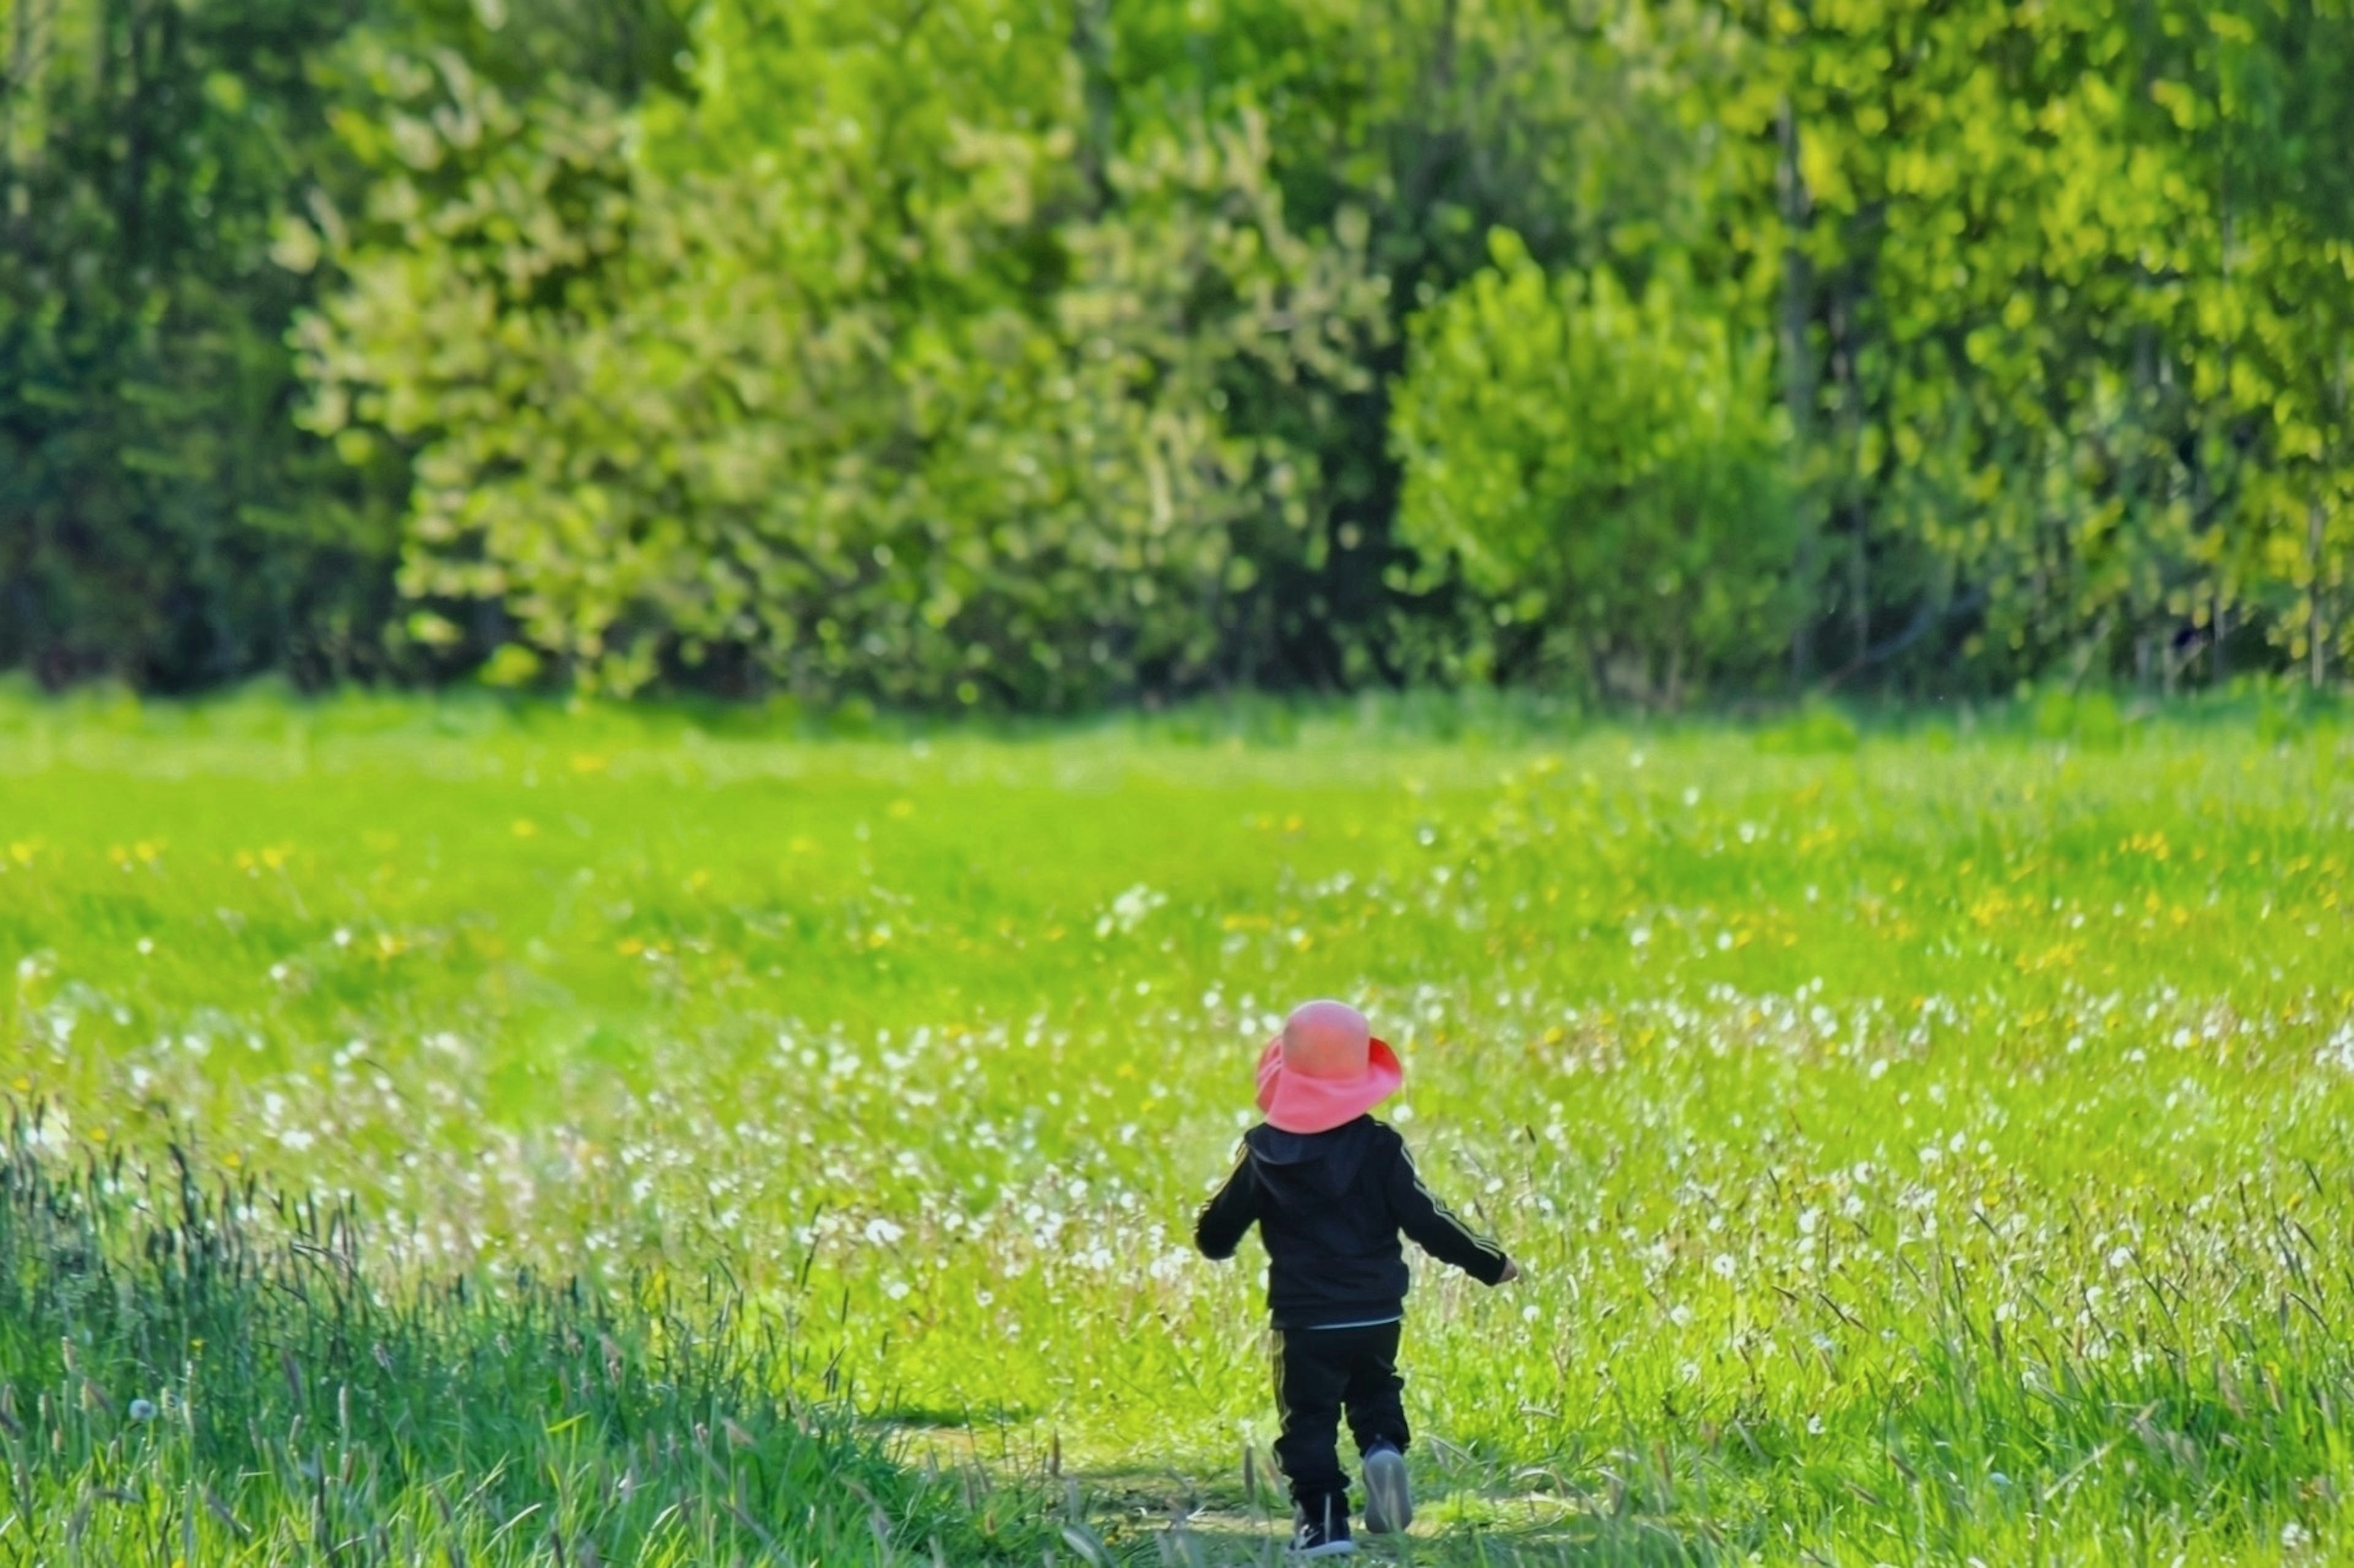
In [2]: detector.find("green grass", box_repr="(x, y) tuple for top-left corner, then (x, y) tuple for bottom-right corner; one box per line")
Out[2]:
(0, 1120), (1024, 1566)
(6, 687), (2354, 1563)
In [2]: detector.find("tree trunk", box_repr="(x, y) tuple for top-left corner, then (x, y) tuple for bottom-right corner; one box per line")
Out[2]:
(1829, 268), (1868, 670)
(1776, 94), (1820, 685)
(112, 0), (159, 275)
(2327, 354), (2354, 691)
(1397, 0), (1462, 224)
(2310, 495), (2329, 690)
(4, 0), (26, 169)
(1070, 0), (1115, 216)
(2, 0), (25, 245)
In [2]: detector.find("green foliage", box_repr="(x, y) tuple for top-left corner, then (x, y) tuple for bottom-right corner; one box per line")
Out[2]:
(1393, 230), (1797, 704)
(1707, 0), (2354, 690)
(0, 0), (691, 693)
(0, 0), (402, 689)
(301, 1), (1385, 707)
(10, 0), (2354, 709)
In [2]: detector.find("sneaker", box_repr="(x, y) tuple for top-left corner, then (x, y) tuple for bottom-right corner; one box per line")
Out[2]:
(1362, 1444), (1413, 1535)
(1287, 1506), (1357, 1558)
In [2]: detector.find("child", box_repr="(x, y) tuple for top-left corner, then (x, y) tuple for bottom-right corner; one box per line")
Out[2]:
(1194, 1000), (1518, 1558)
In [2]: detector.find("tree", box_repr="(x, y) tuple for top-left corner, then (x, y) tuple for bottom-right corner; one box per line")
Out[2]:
(1391, 230), (1798, 706)
(302, 0), (1386, 706)
(0, 0), (402, 688)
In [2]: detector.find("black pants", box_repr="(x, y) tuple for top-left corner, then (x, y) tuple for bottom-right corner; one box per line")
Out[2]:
(1271, 1321), (1409, 1515)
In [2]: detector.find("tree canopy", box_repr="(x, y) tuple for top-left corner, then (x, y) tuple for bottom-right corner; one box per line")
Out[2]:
(6, 0), (2352, 706)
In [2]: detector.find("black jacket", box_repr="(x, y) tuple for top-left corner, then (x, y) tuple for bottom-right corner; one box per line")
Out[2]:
(1193, 1116), (1510, 1328)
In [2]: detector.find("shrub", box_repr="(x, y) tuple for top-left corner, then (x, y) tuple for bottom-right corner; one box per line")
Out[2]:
(1392, 230), (1802, 707)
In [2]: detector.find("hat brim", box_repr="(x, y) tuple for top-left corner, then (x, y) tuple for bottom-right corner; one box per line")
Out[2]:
(1255, 1037), (1403, 1135)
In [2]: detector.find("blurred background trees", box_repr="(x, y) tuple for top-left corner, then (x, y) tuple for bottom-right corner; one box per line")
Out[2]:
(4, 0), (2352, 709)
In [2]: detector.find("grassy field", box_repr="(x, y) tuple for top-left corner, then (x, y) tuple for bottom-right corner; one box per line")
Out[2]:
(6, 687), (2354, 1564)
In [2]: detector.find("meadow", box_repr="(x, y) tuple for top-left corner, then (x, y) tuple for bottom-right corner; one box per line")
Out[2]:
(6, 687), (2354, 1564)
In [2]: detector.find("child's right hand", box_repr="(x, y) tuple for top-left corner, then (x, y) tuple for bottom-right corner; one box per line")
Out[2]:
(1497, 1259), (1522, 1283)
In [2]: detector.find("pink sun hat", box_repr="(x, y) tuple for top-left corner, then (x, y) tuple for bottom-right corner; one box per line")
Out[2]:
(1255, 1000), (1403, 1134)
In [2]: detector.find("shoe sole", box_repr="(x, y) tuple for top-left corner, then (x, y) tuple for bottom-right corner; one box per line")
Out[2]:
(1364, 1448), (1413, 1534)
(1288, 1543), (1357, 1559)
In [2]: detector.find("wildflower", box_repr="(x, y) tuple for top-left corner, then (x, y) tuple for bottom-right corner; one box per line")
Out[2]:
(128, 1398), (157, 1422)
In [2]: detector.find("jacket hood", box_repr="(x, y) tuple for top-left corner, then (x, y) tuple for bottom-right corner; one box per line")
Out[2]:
(1245, 1116), (1377, 1200)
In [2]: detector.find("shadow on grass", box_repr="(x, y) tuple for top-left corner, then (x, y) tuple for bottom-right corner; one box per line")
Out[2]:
(1069, 1460), (1726, 1566)
(0, 1106), (1048, 1564)
(868, 1399), (1037, 1431)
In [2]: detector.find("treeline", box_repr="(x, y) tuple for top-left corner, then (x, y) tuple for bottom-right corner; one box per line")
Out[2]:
(5, 0), (2352, 709)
